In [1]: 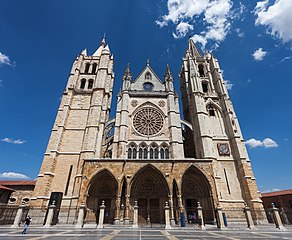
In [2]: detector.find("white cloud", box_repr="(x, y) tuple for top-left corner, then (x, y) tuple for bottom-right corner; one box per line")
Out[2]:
(235, 28), (245, 38)
(0, 52), (14, 66)
(173, 22), (194, 39)
(261, 188), (282, 193)
(0, 172), (29, 179)
(254, 0), (292, 43)
(224, 80), (234, 90)
(156, 0), (235, 48)
(1, 137), (26, 144)
(280, 55), (292, 62)
(252, 48), (267, 61)
(245, 137), (278, 148)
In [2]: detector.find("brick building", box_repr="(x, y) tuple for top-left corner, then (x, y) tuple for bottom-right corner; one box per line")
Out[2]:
(261, 189), (292, 224)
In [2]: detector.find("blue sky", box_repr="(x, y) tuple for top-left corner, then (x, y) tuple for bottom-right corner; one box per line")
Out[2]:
(0, 0), (291, 193)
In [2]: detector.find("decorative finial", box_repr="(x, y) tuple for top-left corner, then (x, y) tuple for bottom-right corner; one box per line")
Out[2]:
(147, 59), (150, 65)
(124, 63), (131, 75)
(101, 34), (106, 46)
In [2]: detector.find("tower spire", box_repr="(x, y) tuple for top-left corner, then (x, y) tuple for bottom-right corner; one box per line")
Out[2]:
(101, 33), (106, 46)
(123, 63), (132, 80)
(93, 35), (107, 56)
(188, 38), (202, 58)
(164, 64), (173, 82)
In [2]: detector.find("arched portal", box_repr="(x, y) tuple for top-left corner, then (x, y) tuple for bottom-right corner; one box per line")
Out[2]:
(86, 169), (118, 224)
(130, 165), (169, 224)
(182, 166), (214, 224)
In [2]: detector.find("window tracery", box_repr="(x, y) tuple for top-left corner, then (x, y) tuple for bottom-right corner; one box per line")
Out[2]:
(133, 107), (164, 136)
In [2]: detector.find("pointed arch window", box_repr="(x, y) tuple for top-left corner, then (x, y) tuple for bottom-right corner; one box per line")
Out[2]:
(207, 105), (216, 117)
(202, 82), (208, 93)
(150, 144), (158, 159)
(160, 144), (169, 159)
(92, 63), (97, 74)
(154, 148), (159, 159)
(80, 79), (86, 89)
(198, 64), (205, 77)
(145, 72), (152, 80)
(165, 148), (169, 159)
(138, 144), (148, 159)
(85, 63), (91, 73)
(88, 79), (94, 89)
(128, 144), (137, 159)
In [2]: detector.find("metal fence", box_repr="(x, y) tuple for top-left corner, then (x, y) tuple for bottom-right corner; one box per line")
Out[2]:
(0, 205), (29, 225)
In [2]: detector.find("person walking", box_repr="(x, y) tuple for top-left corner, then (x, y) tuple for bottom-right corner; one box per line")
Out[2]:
(22, 215), (32, 234)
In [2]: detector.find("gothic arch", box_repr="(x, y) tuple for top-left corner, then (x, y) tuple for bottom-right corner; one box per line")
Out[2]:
(206, 100), (226, 136)
(205, 99), (222, 113)
(181, 165), (215, 223)
(133, 101), (166, 117)
(130, 164), (169, 223)
(86, 169), (118, 224)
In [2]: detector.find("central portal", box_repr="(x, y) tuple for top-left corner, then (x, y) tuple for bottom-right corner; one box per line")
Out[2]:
(130, 165), (169, 224)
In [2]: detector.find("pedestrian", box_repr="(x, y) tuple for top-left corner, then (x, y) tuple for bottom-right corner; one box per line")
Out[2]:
(22, 215), (32, 234)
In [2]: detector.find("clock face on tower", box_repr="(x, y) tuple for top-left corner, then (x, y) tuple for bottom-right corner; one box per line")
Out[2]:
(143, 82), (154, 91)
(217, 143), (230, 156)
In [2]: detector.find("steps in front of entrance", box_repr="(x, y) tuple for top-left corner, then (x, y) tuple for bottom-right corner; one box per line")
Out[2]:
(82, 223), (219, 229)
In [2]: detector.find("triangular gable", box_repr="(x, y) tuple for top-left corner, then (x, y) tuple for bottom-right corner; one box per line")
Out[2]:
(131, 64), (165, 91)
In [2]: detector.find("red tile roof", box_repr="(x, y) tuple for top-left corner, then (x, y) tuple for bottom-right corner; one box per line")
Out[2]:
(261, 189), (292, 197)
(0, 185), (15, 191)
(0, 180), (36, 186)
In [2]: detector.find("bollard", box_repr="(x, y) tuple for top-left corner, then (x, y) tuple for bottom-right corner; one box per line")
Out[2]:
(75, 201), (86, 228)
(243, 203), (255, 229)
(180, 211), (186, 227)
(271, 203), (285, 230)
(11, 204), (26, 228)
(132, 201), (138, 228)
(215, 204), (226, 229)
(197, 202), (205, 230)
(97, 200), (105, 229)
(120, 204), (124, 225)
(280, 208), (289, 225)
(164, 201), (171, 229)
(44, 201), (56, 228)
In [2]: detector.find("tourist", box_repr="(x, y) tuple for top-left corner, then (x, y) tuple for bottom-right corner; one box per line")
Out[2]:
(22, 215), (32, 234)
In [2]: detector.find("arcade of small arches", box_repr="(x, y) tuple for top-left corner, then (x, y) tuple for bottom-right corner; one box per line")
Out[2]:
(85, 164), (215, 225)
(127, 143), (170, 160)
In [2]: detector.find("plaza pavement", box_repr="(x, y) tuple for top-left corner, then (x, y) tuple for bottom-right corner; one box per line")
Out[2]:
(0, 225), (292, 240)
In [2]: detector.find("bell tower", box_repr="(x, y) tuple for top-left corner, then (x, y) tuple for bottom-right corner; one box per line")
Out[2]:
(179, 39), (267, 222)
(30, 37), (114, 223)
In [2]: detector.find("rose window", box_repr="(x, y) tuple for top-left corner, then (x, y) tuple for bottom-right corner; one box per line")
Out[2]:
(133, 107), (164, 136)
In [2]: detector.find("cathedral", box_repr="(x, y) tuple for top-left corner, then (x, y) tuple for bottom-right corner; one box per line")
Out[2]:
(29, 37), (267, 226)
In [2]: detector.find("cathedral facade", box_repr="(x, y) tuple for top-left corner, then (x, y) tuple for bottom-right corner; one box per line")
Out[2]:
(29, 38), (267, 226)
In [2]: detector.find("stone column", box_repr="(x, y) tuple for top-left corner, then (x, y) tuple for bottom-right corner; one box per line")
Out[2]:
(120, 204), (125, 225)
(114, 195), (121, 225)
(169, 195), (175, 226)
(44, 201), (56, 228)
(243, 203), (255, 229)
(11, 204), (26, 228)
(132, 201), (138, 229)
(197, 202), (205, 230)
(280, 208), (289, 225)
(164, 201), (171, 229)
(97, 200), (105, 229)
(215, 204), (226, 229)
(271, 203), (285, 230)
(75, 201), (86, 228)
(124, 195), (130, 225)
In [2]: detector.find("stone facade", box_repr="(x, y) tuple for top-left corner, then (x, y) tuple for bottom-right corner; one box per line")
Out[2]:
(29, 37), (267, 226)
(0, 181), (35, 206)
